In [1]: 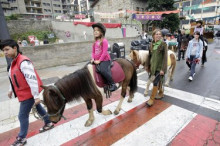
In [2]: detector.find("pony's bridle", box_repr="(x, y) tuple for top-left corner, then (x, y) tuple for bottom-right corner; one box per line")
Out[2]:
(48, 85), (67, 120)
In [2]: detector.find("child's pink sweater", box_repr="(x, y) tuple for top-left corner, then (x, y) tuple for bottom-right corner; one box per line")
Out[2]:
(92, 38), (111, 61)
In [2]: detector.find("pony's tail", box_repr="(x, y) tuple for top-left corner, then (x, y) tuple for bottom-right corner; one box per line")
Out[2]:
(129, 62), (138, 93)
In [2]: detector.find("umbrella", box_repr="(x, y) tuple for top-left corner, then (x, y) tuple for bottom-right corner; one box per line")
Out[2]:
(161, 28), (170, 36)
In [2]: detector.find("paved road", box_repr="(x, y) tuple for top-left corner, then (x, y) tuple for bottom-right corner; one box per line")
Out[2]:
(138, 43), (220, 100)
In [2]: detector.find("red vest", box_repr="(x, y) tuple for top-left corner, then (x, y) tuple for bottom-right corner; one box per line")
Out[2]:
(10, 54), (43, 102)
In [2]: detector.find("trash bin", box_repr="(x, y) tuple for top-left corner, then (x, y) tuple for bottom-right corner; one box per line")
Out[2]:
(107, 44), (117, 60)
(112, 42), (125, 58)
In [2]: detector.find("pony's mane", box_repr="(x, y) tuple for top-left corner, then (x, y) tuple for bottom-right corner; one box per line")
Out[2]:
(138, 50), (149, 65)
(54, 66), (102, 102)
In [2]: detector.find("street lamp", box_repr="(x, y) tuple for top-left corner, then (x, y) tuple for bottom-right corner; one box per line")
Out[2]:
(0, 3), (12, 72)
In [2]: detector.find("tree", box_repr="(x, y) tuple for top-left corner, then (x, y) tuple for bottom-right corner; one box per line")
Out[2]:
(146, 0), (180, 32)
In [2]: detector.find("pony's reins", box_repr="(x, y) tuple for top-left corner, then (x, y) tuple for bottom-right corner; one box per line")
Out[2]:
(32, 85), (67, 121)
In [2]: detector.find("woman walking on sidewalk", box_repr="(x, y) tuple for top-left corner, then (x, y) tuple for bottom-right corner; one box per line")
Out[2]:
(145, 29), (168, 107)
(186, 31), (203, 81)
(0, 39), (54, 146)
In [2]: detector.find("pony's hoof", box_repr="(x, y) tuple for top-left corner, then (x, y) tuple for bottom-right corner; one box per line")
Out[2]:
(144, 93), (148, 97)
(85, 120), (93, 127)
(127, 98), (132, 103)
(102, 109), (112, 115)
(170, 78), (173, 81)
(114, 110), (119, 115)
(164, 84), (169, 87)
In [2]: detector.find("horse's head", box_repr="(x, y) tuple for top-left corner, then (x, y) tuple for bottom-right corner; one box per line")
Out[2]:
(41, 85), (66, 124)
(129, 50), (140, 69)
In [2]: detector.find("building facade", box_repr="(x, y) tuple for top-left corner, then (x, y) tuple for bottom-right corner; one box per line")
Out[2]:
(174, 0), (220, 29)
(0, 0), (90, 20)
(91, 0), (148, 31)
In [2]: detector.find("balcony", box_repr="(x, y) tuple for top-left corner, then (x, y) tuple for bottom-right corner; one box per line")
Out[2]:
(25, 4), (42, 8)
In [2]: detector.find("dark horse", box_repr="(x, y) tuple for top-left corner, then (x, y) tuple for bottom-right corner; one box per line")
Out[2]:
(41, 58), (137, 127)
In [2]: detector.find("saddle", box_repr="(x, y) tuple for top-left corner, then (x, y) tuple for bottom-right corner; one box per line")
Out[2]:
(93, 61), (125, 88)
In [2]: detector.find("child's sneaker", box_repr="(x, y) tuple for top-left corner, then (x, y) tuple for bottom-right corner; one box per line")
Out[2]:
(188, 76), (193, 81)
(11, 137), (27, 146)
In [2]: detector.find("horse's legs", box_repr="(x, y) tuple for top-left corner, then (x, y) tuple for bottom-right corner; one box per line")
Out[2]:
(165, 68), (171, 87)
(94, 94), (112, 116)
(114, 83), (127, 115)
(127, 90), (134, 103)
(84, 98), (94, 127)
(85, 109), (94, 127)
(144, 75), (154, 96)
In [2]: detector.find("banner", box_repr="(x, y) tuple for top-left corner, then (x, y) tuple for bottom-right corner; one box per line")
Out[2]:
(126, 10), (179, 15)
(133, 14), (162, 21)
(73, 22), (122, 28)
(121, 28), (126, 37)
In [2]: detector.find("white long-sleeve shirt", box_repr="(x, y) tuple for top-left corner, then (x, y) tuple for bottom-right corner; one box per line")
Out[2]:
(9, 60), (39, 99)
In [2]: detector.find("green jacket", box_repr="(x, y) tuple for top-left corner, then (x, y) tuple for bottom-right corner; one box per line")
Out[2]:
(146, 40), (168, 75)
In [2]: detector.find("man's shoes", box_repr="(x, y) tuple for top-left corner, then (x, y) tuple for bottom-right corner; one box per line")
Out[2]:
(182, 58), (185, 60)
(188, 76), (193, 81)
(11, 137), (27, 146)
(177, 59), (180, 61)
(109, 84), (117, 92)
(201, 64), (204, 67)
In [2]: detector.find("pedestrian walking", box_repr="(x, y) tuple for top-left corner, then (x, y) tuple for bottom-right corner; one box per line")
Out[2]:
(0, 39), (54, 146)
(145, 29), (168, 107)
(194, 20), (208, 66)
(91, 23), (117, 92)
(186, 31), (203, 81)
(178, 30), (189, 60)
(21, 37), (28, 47)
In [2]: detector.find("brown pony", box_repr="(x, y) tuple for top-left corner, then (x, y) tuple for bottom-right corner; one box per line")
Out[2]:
(41, 58), (137, 127)
(130, 50), (176, 96)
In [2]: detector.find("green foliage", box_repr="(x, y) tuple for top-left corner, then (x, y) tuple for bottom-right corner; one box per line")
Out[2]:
(5, 14), (20, 20)
(11, 30), (57, 43)
(146, 0), (180, 32)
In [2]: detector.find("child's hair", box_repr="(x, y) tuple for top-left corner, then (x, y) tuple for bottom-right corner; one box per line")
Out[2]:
(193, 31), (200, 42)
(0, 39), (22, 54)
(194, 31), (200, 36)
(152, 29), (162, 42)
(94, 27), (104, 46)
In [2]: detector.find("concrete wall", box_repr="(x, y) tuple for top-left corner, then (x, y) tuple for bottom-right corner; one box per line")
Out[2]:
(51, 21), (140, 42)
(7, 20), (52, 35)
(19, 37), (137, 70)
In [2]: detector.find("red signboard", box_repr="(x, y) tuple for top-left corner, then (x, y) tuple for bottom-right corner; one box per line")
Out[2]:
(28, 36), (35, 43)
(75, 14), (86, 19)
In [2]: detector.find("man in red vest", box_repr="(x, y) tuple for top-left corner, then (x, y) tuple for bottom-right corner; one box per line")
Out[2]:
(0, 39), (54, 146)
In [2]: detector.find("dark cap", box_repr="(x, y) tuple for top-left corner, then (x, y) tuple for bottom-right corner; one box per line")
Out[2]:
(196, 20), (203, 25)
(92, 23), (106, 36)
(166, 33), (172, 37)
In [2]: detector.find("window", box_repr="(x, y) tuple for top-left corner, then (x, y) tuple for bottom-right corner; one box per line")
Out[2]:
(108, 0), (112, 6)
(182, 1), (190, 7)
(192, 0), (202, 6)
(53, 4), (61, 7)
(136, 7), (140, 14)
(203, 6), (216, 13)
(182, 20), (189, 24)
(118, 9), (123, 18)
(191, 9), (201, 14)
(173, 3), (178, 8)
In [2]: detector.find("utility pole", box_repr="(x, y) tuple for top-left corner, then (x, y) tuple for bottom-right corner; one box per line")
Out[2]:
(0, 2), (12, 72)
